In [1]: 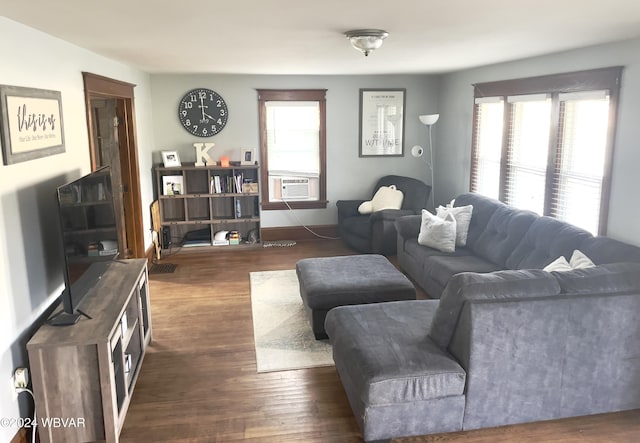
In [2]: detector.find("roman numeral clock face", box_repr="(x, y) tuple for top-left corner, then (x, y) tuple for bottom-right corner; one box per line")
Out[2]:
(178, 88), (228, 137)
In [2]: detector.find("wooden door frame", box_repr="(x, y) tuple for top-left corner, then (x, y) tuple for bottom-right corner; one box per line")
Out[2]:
(82, 72), (145, 259)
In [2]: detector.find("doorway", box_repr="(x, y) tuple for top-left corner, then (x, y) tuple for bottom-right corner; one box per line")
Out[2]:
(83, 72), (145, 259)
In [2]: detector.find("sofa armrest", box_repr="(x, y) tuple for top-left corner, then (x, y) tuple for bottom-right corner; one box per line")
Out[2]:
(395, 214), (422, 240)
(369, 208), (415, 223)
(336, 199), (365, 221)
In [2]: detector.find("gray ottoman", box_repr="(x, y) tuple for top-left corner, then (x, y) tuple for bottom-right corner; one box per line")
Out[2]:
(296, 254), (416, 339)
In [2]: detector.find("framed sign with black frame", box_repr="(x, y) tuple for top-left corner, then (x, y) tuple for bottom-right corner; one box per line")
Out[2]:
(359, 88), (405, 157)
(0, 85), (65, 165)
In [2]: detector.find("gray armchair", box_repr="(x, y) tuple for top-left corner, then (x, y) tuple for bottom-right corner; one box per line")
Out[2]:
(337, 175), (431, 255)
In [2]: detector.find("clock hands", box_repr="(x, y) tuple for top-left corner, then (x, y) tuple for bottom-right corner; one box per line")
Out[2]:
(199, 97), (207, 120)
(197, 97), (216, 121)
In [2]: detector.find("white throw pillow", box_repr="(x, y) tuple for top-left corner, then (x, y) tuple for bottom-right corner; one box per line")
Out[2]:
(357, 200), (374, 214)
(358, 185), (404, 214)
(436, 204), (473, 247)
(569, 250), (595, 269)
(543, 256), (573, 272)
(544, 250), (595, 272)
(418, 210), (457, 253)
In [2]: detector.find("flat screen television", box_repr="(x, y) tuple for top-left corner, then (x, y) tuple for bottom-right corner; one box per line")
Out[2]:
(48, 166), (120, 326)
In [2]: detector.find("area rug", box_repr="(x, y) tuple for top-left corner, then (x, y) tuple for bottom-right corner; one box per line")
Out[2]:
(249, 269), (333, 373)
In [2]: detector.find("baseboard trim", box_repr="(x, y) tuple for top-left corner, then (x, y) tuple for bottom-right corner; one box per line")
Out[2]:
(261, 225), (339, 242)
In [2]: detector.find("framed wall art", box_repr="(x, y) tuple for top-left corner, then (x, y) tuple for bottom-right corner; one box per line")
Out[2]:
(0, 85), (65, 165)
(359, 88), (406, 157)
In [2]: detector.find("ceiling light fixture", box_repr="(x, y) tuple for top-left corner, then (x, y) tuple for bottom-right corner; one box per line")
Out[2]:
(344, 29), (389, 56)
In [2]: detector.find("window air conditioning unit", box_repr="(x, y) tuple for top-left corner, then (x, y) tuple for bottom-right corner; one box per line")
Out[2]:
(281, 177), (310, 199)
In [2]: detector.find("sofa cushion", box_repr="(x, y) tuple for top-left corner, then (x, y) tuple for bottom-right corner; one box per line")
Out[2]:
(425, 255), (502, 289)
(552, 262), (640, 295)
(403, 239), (473, 263)
(325, 300), (466, 406)
(469, 205), (538, 267)
(506, 216), (593, 270)
(429, 270), (561, 350)
(452, 193), (502, 250)
(579, 236), (640, 264)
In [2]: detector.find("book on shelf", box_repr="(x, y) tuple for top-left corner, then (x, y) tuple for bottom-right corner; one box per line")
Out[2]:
(211, 175), (222, 193)
(210, 174), (247, 193)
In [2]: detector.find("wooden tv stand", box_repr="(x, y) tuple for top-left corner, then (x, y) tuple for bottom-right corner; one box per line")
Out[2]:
(27, 259), (152, 443)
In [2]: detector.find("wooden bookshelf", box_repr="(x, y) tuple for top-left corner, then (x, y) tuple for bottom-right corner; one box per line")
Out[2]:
(155, 163), (261, 251)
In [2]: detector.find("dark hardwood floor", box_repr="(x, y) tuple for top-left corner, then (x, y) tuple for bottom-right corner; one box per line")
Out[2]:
(120, 239), (640, 442)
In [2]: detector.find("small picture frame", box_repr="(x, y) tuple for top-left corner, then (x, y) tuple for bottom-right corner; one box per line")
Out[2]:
(162, 175), (184, 195)
(161, 150), (181, 167)
(240, 148), (256, 165)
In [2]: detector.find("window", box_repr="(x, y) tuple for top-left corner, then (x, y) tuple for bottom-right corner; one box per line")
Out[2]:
(470, 67), (621, 235)
(258, 89), (327, 210)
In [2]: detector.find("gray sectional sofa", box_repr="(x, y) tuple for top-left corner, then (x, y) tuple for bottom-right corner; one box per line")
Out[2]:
(326, 192), (640, 441)
(396, 192), (640, 298)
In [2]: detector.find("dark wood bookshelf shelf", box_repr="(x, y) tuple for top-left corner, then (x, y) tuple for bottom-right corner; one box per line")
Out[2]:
(155, 164), (261, 251)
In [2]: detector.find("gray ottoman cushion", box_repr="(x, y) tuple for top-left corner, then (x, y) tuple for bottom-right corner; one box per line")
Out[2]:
(297, 254), (415, 309)
(296, 254), (416, 339)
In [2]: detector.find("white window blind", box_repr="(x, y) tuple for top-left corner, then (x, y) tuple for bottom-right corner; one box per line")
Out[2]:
(504, 96), (551, 215)
(553, 91), (610, 234)
(265, 101), (320, 176)
(471, 98), (503, 199)
(470, 68), (621, 235)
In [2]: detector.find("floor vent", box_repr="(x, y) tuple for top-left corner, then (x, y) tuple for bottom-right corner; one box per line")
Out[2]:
(149, 263), (177, 274)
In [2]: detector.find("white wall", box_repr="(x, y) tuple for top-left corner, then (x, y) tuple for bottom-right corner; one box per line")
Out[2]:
(150, 74), (440, 227)
(437, 37), (640, 245)
(0, 18), (155, 442)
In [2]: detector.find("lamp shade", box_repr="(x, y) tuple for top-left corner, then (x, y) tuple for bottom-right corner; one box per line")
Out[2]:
(419, 114), (439, 126)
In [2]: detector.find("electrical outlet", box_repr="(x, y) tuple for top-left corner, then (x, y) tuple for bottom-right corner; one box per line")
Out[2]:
(13, 368), (29, 390)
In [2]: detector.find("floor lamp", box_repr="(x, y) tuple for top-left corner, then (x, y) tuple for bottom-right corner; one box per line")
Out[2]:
(412, 113), (439, 210)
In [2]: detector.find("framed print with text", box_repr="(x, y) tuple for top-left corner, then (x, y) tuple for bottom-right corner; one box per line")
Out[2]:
(0, 85), (65, 165)
(359, 88), (405, 157)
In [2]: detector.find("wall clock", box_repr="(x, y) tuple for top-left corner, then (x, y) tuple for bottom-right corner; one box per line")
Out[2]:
(178, 88), (228, 137)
